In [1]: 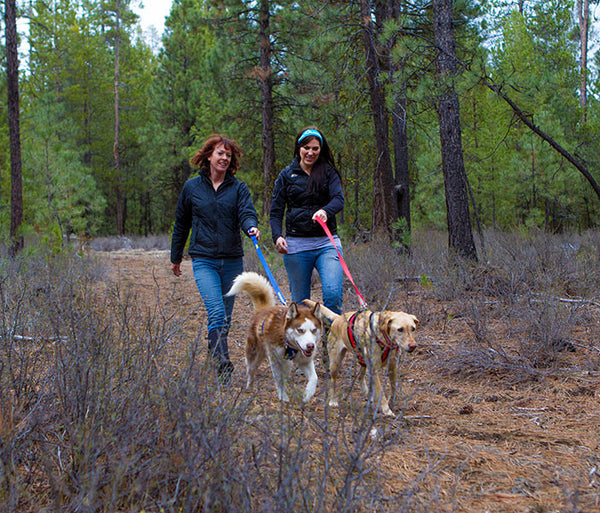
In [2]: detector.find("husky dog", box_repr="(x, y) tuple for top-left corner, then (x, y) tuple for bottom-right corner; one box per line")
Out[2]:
(227, 272), (322, 402)
(304, 300), (418, 416)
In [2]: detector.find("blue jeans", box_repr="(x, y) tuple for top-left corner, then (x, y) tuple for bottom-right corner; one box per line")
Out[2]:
(283, 246), (343, 314)
(192, 257), (243, 334)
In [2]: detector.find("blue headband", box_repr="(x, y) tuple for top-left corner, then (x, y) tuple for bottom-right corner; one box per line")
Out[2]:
(298, 129), (323, 144)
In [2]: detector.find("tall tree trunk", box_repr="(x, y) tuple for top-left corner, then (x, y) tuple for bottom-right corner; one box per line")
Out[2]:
(360, 0), (397, 234)
(353, 154), (360, 229)
(259, 0), (276, 216)
(577, 0), (589, 122)
(114, 0), (124, 235)
(392, 89), (411, 234)
(433, 0), (477, 261)
(389, 1), (412, 244)
(5, 0), (24, 256)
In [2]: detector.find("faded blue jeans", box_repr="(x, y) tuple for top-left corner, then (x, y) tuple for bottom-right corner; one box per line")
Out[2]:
(283, 246), (343, 314)
(192, 257), (243, 334)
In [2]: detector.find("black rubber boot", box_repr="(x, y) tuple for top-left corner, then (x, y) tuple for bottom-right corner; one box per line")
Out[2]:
(207, 329), (234, 383)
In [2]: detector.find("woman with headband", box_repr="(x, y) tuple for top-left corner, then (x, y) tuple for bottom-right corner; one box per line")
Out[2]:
(270, 126), (345, 317)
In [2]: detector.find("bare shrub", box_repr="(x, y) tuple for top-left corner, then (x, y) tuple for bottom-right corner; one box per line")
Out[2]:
(3, 228), (598, 511)
(482, 229), (600, 298)
(515, 297), (571, 367)
(1, 249), (453, 512)
(343, 232), (426, 310)
(428, 298), (541, 382)
(89, 235), (170, 252)
(425, 229), (600, 380)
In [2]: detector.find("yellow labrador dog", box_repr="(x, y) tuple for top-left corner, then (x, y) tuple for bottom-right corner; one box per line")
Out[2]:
(304, 300), (418, 416)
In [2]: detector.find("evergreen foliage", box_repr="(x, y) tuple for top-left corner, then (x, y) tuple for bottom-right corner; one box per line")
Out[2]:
(1, 0), (599, 242)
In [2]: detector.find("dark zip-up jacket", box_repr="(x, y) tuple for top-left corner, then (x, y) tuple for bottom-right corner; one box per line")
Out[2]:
(170, 171), (258, 263)
(270, 158), (344, 243)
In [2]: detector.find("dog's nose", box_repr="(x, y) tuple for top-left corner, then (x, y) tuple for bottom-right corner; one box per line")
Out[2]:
(407, 343), (416, 353)
(303, 343), (315, 357)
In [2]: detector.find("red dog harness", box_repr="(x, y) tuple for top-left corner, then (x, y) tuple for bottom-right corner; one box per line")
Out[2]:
(347, 311), (398, 367)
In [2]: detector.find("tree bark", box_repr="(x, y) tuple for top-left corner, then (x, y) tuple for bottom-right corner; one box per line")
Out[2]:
(392, 91), (411, 233)
(360, 0), (397, 233)
(5, 0), (24, 256)
(259, 0), (276, 216)
(433, 0), (477, 261)
(577, 0), (589, 122)
(388, 1), (412, 243)
(114, 0), (125, 235)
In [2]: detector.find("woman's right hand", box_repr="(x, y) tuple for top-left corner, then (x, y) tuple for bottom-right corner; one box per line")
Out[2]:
(275, 236), (288, 254)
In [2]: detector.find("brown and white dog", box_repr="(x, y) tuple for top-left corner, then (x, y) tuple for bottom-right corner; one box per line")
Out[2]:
(304, 300), (418, 416)
(227, 272), (322, 402)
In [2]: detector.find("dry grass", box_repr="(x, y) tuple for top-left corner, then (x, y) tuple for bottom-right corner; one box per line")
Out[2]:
(1, 229), (599, 512)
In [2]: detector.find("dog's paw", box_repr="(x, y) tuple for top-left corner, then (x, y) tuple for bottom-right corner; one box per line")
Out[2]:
(302, 388), (317, 403)
(328, 399), (339, 408)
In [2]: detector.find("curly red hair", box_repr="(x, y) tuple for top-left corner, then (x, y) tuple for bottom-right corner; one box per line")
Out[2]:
(190, 135), (243, 175)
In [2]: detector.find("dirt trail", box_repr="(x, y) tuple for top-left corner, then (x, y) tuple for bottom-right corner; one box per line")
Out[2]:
(99, 249), (600, 513)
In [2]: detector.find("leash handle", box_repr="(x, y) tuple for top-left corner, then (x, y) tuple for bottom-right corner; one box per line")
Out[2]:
(249, 233), (287, 305)
(314, 217), (368, 309)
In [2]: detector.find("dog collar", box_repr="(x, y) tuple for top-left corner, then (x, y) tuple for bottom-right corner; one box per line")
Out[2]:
(369, 312), (399, 364)
(370, 313), (397, 348)
(348, 311), (397, 367)
(284, 343), (298, 360)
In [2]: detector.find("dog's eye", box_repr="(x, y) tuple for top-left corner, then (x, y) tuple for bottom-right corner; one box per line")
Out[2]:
(311, 328), (317, 335)
(297, 328), (305, 334)
(398, 327), (404, 333)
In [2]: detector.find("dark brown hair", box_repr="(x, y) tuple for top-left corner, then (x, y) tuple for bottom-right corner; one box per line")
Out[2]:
(190, 135), (243, 175)
(293, 126), (339, 193)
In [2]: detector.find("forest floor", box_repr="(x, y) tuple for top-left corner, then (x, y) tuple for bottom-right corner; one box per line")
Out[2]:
(99, 248), (600, 513)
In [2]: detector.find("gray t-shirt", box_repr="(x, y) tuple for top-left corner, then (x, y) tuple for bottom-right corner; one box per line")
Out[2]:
(286, 235), (342, 255)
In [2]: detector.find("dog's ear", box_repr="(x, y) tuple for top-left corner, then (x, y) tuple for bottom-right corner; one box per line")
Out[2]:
(412, 315), (419, 327)
(312, 302), (322, 319)
(379, 312), (392, 334)
(286, 302), (299, 320)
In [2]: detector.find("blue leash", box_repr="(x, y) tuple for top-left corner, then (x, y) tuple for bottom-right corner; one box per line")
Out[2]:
(249, 233), (287, 305)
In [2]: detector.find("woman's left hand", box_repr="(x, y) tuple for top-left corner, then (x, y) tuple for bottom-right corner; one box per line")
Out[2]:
(248, 227), (260, 239)
(312, 209), (327, 223)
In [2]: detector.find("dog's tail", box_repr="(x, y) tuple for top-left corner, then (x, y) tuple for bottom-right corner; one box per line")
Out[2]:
(303, 299), (339, 321)
(226, 272), (276, 311)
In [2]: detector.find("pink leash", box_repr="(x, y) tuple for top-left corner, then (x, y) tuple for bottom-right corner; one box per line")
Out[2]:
(315, 217), (368, 309)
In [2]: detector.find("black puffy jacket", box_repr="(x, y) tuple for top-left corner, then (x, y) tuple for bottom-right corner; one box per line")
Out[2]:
(170, 171), (258, 263)
(270, 158), (344, 243)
